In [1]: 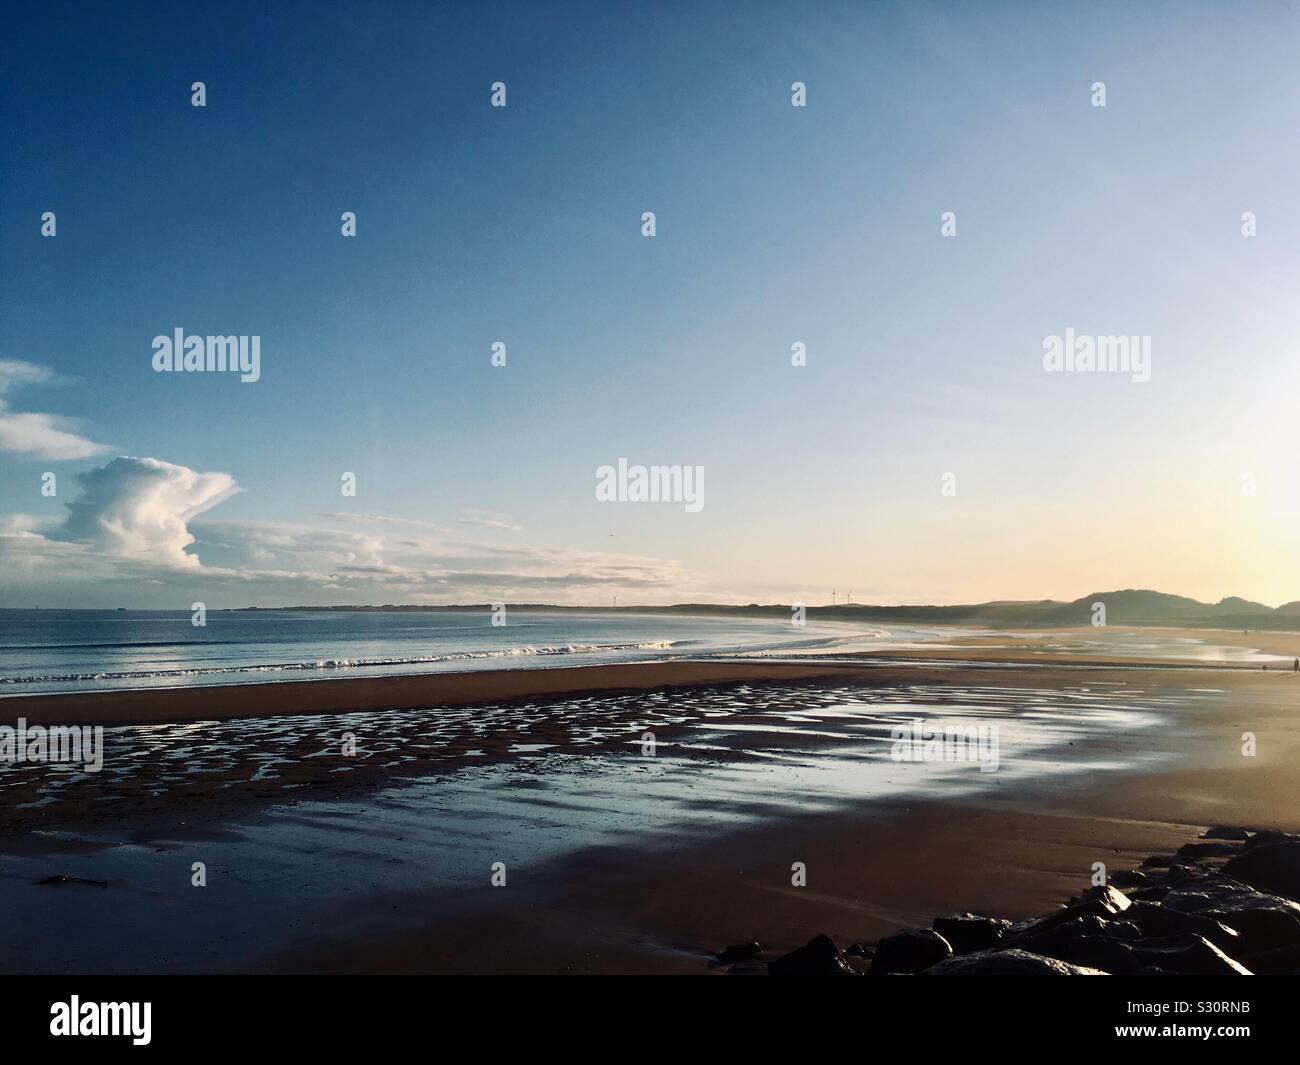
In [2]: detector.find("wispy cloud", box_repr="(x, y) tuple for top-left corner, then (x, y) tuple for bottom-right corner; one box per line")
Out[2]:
(0, 360), (113, 460)
(456, 509), (523, 532)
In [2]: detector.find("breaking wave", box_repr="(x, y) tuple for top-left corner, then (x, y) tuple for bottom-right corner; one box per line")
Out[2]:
(0, 640), (677, 685)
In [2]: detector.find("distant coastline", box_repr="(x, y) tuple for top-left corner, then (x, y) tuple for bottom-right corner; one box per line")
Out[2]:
(8, 588), (1300, 631)
(214, 589), (1300, 632)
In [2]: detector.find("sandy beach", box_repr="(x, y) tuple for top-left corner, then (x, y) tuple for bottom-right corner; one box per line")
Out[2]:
(3, 630), (1298, 974)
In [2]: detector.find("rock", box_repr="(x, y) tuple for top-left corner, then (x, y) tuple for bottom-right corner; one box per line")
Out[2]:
(1222, 840), (1300, 903)
(1019, 926), (1249, 976)
(1109, 869), (1147, 888)
(1010, 889), (1132, 940)
(1212, 907), (1300, 954)
(1123, 900), (1242, 953)
(1003, 916), (1141, 972)
(725, 960), (769, 976)
(1202, 826), (1252, 842)
(1177, 841), (1241, 859)
(1129, 886), (1170, 902)
(870, 928), (953, 974)
(922, 948), (1106, 975)
(1056, 936), (1144, 974)
(1141, 855), (1173, 869)
(1161, 875), (1300, 953)
(1007, 915), (1140, 951)
(1166, 862), (1210, 885)
(844, 942), (872, 957)
(1240, 945), (1300, 975)
(716, 941), (761, 965)
(1242, 830), (1298, 851)
(35, 875), (107, 888)
(1124, 934), (1251, 976)
(931, 914), (1010, 955)
(768, 934), (857, 976)
(1067, 884), (1132, 917)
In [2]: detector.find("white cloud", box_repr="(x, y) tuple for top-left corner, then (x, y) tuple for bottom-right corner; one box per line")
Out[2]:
(0, 360), (113, 460)
(0, 455), (697, 606)
(456, 509), (523, 532)
(60, 456), (240, 567)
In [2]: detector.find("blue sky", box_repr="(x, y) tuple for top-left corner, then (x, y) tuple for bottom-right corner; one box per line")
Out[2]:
(3, 1), (1300, 607)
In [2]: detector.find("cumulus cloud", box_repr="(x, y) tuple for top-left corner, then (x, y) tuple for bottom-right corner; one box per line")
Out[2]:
(60, 456), (240, 567)
(0, 360), (113, 460)
(1, 454), (696, 606)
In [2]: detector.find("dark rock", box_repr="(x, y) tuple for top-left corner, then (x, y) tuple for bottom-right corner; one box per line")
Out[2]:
(1109, 869), (1148, 888)
(1129, 885), (1170, 902)
(1057, 936), (1144, 974)
(1177, 841), (1241, 859)
(923, 948), (1106, 975)
(1067, 884), (1132, 917)
(1141, 855), (1173, 869)
(1125, 935), (1251, 976)
(1202, 826), (1252, 842)
(1242, 830), (1298, 851)
(870, 928), (953, 974)
(1123, 900), (1242, 953)
(1166, 862), (1210, 885)
(716, 941), (761, 965)
(844, 942), (872, 957)
(1222, 840), (1300, 903)
(725, 959), (769, 975)
(932, 913), (1010, 955)
(1161, 875), (1300, 953)
(1007, 915), (1140, 951)
(768, 934), (856, 976)
(1240, 945), (1300, 975)
(1004, 916), (1142, 972)
(1212, 907), (1300, 954)
(1028, 928), (1249, 976)
(35, 875), (107, 888)
(1011, 889), (1131, 941)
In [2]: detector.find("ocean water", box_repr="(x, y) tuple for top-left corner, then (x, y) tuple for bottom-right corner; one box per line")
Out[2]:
(2, 609), (1283, 697)
(0, 608), (918, 695)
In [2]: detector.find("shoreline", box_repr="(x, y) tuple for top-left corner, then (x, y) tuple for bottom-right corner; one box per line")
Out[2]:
(0, 659), (886, 726)
(4, 652), (1293, 726)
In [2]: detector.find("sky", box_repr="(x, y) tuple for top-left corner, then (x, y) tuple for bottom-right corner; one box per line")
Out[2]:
(2, 0), (1300, 609)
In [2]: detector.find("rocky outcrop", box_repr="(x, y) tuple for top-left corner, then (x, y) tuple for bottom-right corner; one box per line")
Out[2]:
(923, 948), (1107, 975)
(767, 934), (857, 976)
(716, 824), (1298, 975)
(870, 929), (953, 974)
(1222, 840), (1300, 903)
(931, 913), (1010, 955)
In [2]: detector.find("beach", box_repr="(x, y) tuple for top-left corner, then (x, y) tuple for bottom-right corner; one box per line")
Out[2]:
(3, 627), (1299, 974)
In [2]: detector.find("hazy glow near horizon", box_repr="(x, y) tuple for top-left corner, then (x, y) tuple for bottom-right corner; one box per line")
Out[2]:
(2, 3), (1299, 609)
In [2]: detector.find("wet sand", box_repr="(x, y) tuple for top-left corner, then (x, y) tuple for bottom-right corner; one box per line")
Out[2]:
(4, 638), (1299, 974)
(257, 667), (1300, 973)
(3, 660), (879, 726)
(876, 625), (1300, 662)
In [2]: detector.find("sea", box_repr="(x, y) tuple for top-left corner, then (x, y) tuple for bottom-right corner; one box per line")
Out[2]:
(0, 608), (924, 695)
